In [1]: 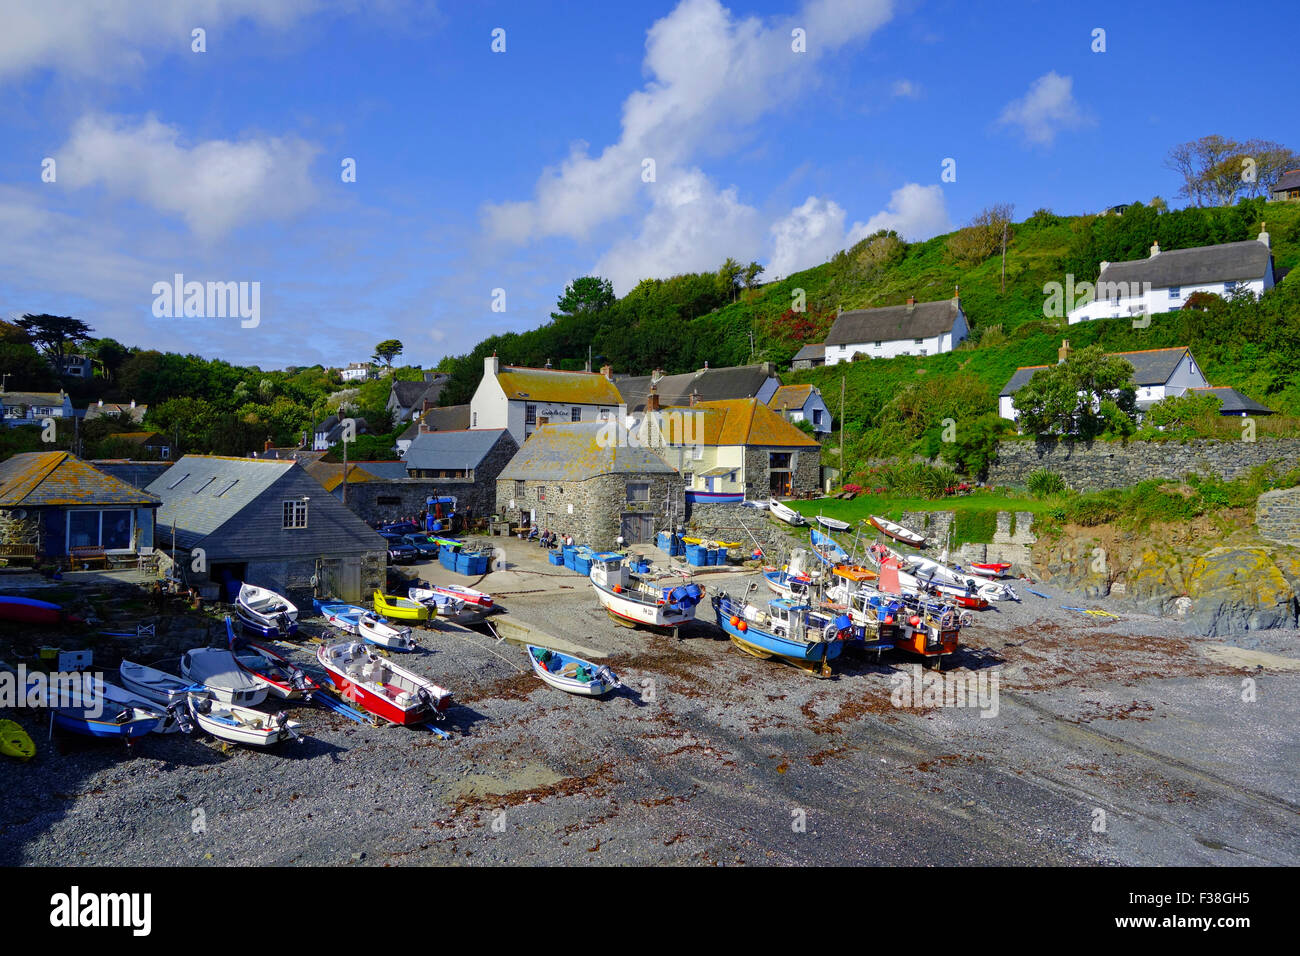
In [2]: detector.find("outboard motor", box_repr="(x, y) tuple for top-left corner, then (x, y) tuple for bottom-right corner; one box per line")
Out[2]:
(595, 665), (622, 689)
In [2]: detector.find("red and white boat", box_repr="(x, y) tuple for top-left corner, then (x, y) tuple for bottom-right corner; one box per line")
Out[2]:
(965, 562), (1012, 578)
(868, 515), (927, 548)
(232, 640), (319, 700)
(316, 641), (453, 725)
(428, 583), (493, 610)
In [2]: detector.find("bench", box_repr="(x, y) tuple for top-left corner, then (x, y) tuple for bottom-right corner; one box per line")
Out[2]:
(69, 545), (108, 569)
(0, 543), (38, 565)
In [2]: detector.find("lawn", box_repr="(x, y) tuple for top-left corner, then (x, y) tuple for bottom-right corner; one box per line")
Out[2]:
(789, 491), (1052, 545)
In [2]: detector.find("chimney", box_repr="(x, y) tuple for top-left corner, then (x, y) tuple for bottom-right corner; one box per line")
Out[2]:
(651, 367), (664, 383)
(419, 423), (431, 434)
(1149, 240), (1160, 257)
(544, 358), (552, 369)
(600, 364), (612, 380)
(301, 429), (309, 449)
(953, 283), (960, 300)
(1258, 222), (1270, 247)
(647, 384), (661, 413)
(703, 361), (709, 370)
(264, 438), (273, 452)
(485, 353), (499, 377)
(130, 399), (136, 410)
(98, 399), (104, 407)
(906, 295), (916, 307)
(689, 388), (700, 407)
(1058, 339), (1072, 364)
(1100, 260), (1110, 273)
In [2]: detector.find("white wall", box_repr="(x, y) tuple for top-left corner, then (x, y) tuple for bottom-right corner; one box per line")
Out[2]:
(1068, 275), (1270, 324)
(824, 309), (967, 365)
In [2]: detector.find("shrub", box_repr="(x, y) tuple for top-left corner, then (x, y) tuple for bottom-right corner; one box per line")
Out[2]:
(1026, 468), (1067, 498)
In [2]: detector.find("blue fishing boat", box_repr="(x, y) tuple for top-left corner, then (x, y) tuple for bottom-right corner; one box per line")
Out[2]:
(711, 591), (852, 677)
(317, 601), (367, 635)
(809, 527), (849, 565)
(28, 674), (168, 742)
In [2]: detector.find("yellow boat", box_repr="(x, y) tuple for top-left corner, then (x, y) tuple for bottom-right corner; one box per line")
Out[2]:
(0, 719), (35, 761)
(372, 590), (431, 622)
(682, 537), (741, 549)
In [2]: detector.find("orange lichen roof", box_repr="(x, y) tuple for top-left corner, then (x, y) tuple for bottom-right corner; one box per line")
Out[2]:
(662, 399), (819, 447)
(495, 366), (623, 405)
(304, 460), (381, 492)
(0, 451), (160, 507)
(768, 384), (815, 411)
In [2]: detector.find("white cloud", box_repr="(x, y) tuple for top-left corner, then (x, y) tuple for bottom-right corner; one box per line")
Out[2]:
(891, 78), (920, 98)
(996, 71), (1092, 146)
(766, 184), (951, 281)
(0, 0), (322, 82)
(593, 169), (763, 294)
(482, 0), (894, 244)
(55, 114), (320, 240)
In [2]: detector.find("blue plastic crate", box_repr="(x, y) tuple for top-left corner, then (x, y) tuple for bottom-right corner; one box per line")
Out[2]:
(548, 551), (564, 566)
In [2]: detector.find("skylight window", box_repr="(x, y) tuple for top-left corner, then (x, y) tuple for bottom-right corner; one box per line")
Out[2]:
(214, 479), (239, 497)
(192, 477), (216, 494)
(166, 472), (190, 489)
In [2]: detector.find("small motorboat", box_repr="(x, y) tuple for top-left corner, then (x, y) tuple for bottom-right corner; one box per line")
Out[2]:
(316, 641), (453, 725)
(0, 595), (77, 625)
(319, 602), (367, 634)
(426, 583), (494, 610)
(588, 553), (703, 631)
(526, 645), (621, 697)
(28, 674), (168, 741)
(358, 613), (417, 651)
(815, 514), (851, 532)
(409, 588), (483, 624)
(809, 528), (849, 565)
(768, 498), (805, 526)
(187, 692), (302, 747)
(236, 583), (298, 637)
(372, 590), (431, 623)
(229, 634), (317, 699)
(119, 659), (191, 706)
(868, 515), (927, 548)
(965, 562), (1012, 578)
(0, 719), (35, 761)
(181, 648), (270, 706)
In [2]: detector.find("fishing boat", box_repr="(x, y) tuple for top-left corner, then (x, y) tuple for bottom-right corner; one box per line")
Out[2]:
(768, 498), (806, 526)
(425, 583), (494, 610)
(358, 613), (417, 651)
(868, 515), (926, 548)
(711, 591), (851, 677)
(809, 527), (849, 565)
(119, 659), (191, 706)
(965, 562), (1012, 578)
(0, 720), (35, 761)
(181, 648), (270, 706)
(408, 588), (483, 624)
(761, 548), (822, 599)
(315, 641), (453, 725)
(187, 692), (302, 747)
(29, 674), (168, 741)
(526, 645), (621, 697)
(588, 553), (703, 630)
(236, 583), (299, 638)
(373, 590), (432, 622)
(229, 636), (317, 699)
(685, 489), (744, 504)
(815, 514), (851, 532)
(871, 558), (962, 665)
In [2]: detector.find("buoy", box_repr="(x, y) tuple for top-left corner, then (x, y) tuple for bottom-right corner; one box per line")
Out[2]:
(613, 585), (623, 593)
(883, 615), (893, 625)
(909, 615), (921, 627)
(737, 621), (748, 632)
(729, 615), (741, 627)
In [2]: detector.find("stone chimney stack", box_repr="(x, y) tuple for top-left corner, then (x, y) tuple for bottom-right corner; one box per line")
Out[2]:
(1058, 339), (1072, 364)
(264, 438), (273, 452)
(906, 295), (916, 306)
(600, 364), (613, 380)
(485, 353), (499, 377)
(689, 389), (700, 407)
(1149, 240), (1160, 257)
(646, 384), (661, 412)
(1258, 222), (1270, 247)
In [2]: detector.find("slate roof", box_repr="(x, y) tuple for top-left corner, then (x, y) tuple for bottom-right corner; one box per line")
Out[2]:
(1000, 347), (1195, 396)
(314, 415), (371, 443)
(792, 343), (825, 362)
(91, 461), (174, 490)
(768, 384), (816, 413)
(146, 455), (385, 558)
(658, 399), (820, 448)
(1189, 387), (1276, 415)
(0, 452), (160, 507)
(405, 429), (510, 472)
(615, 364), (777, 413)
(495, 366), (623, 406)
(498, 423), (677, 482)
(390, 375), (447, 411)
(399, 404), (471, 442)
(304, 460), (408, 493)
(1, 391), (68, 407)
(84, 402), (147, 423)
(825, 298), (962, 346)
(1272, 170), (1300, 193)
(1096, 240), (1271, 289)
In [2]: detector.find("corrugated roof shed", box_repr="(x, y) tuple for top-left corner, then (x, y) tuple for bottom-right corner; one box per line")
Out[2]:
(1097, 240), (1271, 289)
(499, 423), (677, 482)
(0, 452), (160, 507)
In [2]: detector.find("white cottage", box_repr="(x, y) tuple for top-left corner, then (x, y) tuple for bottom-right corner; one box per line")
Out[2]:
(822, 290), (969, 365)
(469, 356), (624, 445)
(1067, 228), (1275, 324)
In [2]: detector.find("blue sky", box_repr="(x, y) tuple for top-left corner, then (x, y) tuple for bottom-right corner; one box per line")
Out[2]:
(0, 0), (1294, 371)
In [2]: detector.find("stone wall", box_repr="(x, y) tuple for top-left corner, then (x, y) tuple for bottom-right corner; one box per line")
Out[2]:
(1257, 486), (1300, 547)
(987, 438), (1300, 491)
(743, 445), (820, 498)
(686, 503), (805, 564)
(0, 508), (41, 549)
(496, 473), (686, 551)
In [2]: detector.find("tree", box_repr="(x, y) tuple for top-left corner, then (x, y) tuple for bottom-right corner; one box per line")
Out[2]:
(1165, 136), (1298, 206)
(946, 204), (1014, 266)
(15, 313), (94, 376)
(551, 276), (615, 318)
(937, 412), (1007, 478)
(717, 257), (742, 301)
(742, 261), (765, 289)
(372, 339), (403, 370)
(1012, 345), (1137, 439)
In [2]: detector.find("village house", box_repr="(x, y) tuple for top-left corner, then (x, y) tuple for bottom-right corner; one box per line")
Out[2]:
(83, 399), (147, 424)
(821, 289), (969, 364)
(1067, 228), (1275, 324)
(58, 354), (94, 379)
(639, 396), (821, 501)
(470, 356), (623, 444)
(312, 414), (371, 451)
(340, 362), (374, 382)
(767, 384), (832, 436)
(0, 389), (73, 428)
(146, 455), (387, 605)
(614, 362), (781, 414)
(0, 451), (160, 567)
(999, 343), (1210, 421)
(496, 421), (684, 546)
(1187, 386), (1276, 417)
(386, 372), (448, 424)
(1271, 170), (1300, 202)
(790, 343), (826, 369)
(107, 431), (172, 460)
(395, 404), (471, 456)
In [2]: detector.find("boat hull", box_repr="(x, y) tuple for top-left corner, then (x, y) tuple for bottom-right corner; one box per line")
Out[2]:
(526, 645), (618, 697)
(315, 643), (451, 726)
(869, 516), (926, 547)
(711, 596), (843, 675)
(685, 490), (744, 504)
(590, 579), (697, 630)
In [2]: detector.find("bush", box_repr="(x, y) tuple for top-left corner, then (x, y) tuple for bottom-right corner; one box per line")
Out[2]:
(1026, 468), (1067, 498)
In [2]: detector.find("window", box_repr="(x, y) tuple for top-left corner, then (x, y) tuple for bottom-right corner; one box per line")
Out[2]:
(214, 479), (239, 497)
(515, 480), (525, 498)
(626, 481), (650, 502)
(166, 472), (190, 489)
(282, 499), (308, 529)
(377, 496), (401, 506)
(536, 486), (546, 502)
(472, 412), (477, 427)
(812, 410), (823, 425)
(1224, 281), (1237, 294)
(1168, 287), (1181, 299)
(769, 452), (792, 469)
(66, 509), (134, 552)
(571, 406), (581, 422)
(192, 476), (216, 494)
(524, 404), (537, 425)
(873, 341), (882, 348)
(913, 337), (924, 345)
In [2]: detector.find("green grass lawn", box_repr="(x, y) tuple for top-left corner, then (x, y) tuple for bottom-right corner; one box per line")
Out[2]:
(788, 491), (1052, 545)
